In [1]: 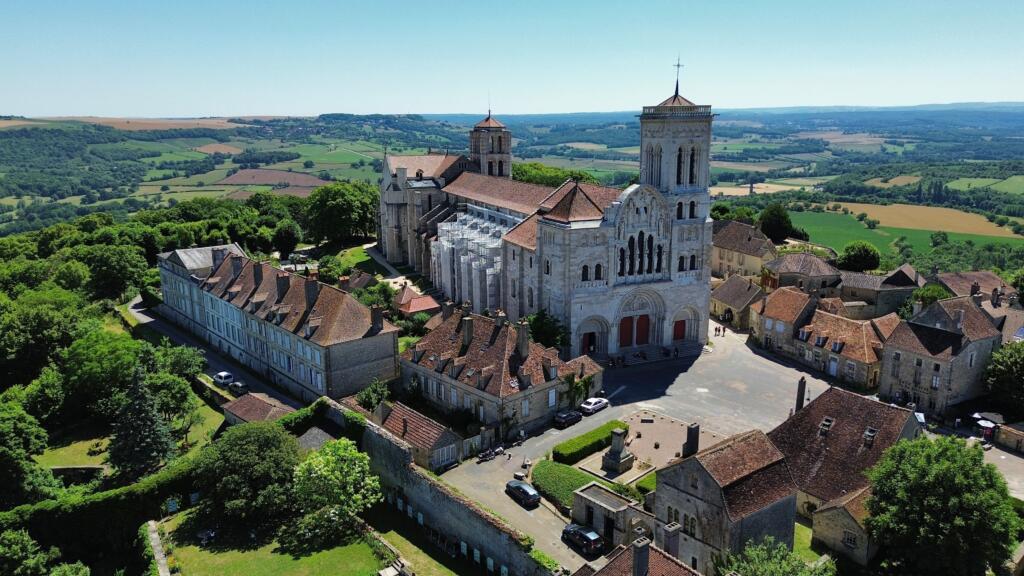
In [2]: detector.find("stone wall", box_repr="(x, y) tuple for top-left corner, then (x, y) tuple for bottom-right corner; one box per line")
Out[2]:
(811, 506), (874, 566)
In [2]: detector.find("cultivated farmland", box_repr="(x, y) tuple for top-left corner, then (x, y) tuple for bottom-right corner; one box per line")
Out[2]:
(864, 175), (921, 188)
(217, 168), (329, 187)
(194, 143), (243, 154)
(41, 116), (246, 130)
(837, 202), (1019, 237)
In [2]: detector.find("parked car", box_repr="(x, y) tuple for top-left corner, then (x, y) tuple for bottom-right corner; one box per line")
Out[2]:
(505, 480), (541, 508)
(228, 381), (249, 395)
(562, 523), (603, 556)
(213, 371), (234, 387)
(579, 397), (609, 415)
(554, 410), (583, 429)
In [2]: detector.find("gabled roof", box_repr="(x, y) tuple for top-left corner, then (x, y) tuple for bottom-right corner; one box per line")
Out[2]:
(871, 312), (901, 340)
(712, 220), (775, 258)
(223, 393), (295, 423)
(799, 310), (884, 365)
(443, 173), (557, 216)
(158, 243), (244, 274)
(895, 296), (1002, 358)
(690, 430), (796, 521)
(755, 286), (813, 324)
(937, 270), (1017, 298)
(503, 214), (540, 250)
(765, 252), (838, 278)
(768, 387), (916, 502)
(817, 297), (848, 316)
(574, 543), (703, 576)
(885, 264), (925, 287)
(381, 402), (455, 451)
(543, 181), (604, 223)
(711, 275), (764, 311)
(816, 486), (871, 529)
(387, 153), (465, 180)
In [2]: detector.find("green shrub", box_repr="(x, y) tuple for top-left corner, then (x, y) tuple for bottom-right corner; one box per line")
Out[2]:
(529, 547), (560, 572)
(635, 472), (657, 495)
(531, 460), (636, 512)
(552, 420), (628, 464)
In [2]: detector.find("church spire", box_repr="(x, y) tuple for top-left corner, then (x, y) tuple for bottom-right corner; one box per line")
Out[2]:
(673, 56), (684, 97)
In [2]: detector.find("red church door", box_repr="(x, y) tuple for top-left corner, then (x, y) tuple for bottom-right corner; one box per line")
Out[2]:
(673, 320), (686, 341)
(581, 332), (595, 354)
(635, 315), (650, 346)
(619, 317), (634, 348)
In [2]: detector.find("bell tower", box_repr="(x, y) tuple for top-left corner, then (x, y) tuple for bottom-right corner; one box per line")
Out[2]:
(639, 68), (713, 194)
(469, 111), (512, 178)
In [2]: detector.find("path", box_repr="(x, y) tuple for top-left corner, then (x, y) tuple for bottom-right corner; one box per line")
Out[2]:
(362, 242), (427, 294)
(146, 520), (171, 576)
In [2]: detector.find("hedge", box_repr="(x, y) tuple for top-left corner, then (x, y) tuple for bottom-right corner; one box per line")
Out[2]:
(531, 460), (640, 513)
(552, 420), (628, 464)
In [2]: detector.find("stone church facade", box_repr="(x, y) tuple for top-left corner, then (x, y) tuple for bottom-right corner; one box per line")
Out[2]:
(379, 88), (713, 358)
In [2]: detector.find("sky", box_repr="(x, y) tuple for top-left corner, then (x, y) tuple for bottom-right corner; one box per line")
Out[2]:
(2, 0), (1022, 117)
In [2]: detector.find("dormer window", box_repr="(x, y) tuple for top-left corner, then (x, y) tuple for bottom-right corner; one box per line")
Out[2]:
(863, 427), (878, 447)
(819, 416), (835, 436)
(798, 329), (810, 341)
(831, 341), (844, 353)
(815, 335), (827, 347)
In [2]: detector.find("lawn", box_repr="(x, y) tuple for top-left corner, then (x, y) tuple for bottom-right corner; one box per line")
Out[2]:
(164, 512), (383, 576)
(992, 175), (1024, 195)
(793, 521), (822, 563)
(368, 508), (460, 576)
(634, 471), (657, 494)
(336, 245), (390, 276)
(35, 422), (110, 468)
(947, 177), (1003, 191)
(181, 402), (224, 458)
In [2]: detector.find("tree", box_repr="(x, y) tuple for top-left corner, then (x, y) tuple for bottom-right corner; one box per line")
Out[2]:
(70, 244), (147, 299)
(0, 529), (58, 576)
(48, 562), (90, 576)
(866, 436), (1021, 574)
(836, 241), (881, 272)
(898, 283), (954, 319)
(355, 379), (390, 411)
(865, 218), (879, 229)
(293, 438), (381, 527)
(527, 309), (569, 350)
(303, 160), (315, 169)
(987, 342), (1024, 418)
(511, 162), (598, 187)
(0, 402), (61, 509)
(930, 230), (949, 247)
(856, 212), (868, 221)
(717, 537), (835, 576)
(143, 371), (194, 425)
(107, 370), (174, 480)
(53, 260), (90, 291)
(757, 203), (796, 244)
(60, 328), (142, 422)
(273, 219), (303, 259)
(194, 421), (301, 532)
(155, 343), (206, 380)
(305, 182), (378, 243)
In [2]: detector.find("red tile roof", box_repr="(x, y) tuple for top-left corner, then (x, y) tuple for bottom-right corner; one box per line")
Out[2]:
(692, 430), (797, 521)
(503, 214), (540, 250)
(768, 387), (915, 502)
(574, 543), (703, 576)
(870, 312), (901, 341)
(765, 253), (839, 278)
(712, 220), (775, 258)
(223, 393), (295, 423)
(800, 310), (883, 364)
(756, 287), (812, 324)
(817, 297), (848, 316)
(656, 93), (697, 107)
(474, 114), (506, 129)
(817, 486), (871, 529)
(887, 297), (1001, 359)
(543, 181), (605, 223)
(937, 271), (1017, 298)
(387, 153), (464, 179)
(381, 402), (454, 451)
(444, 172), (557, 215)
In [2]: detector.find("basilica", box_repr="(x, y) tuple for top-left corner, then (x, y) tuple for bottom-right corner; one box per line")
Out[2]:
(378, 85), (713, 359)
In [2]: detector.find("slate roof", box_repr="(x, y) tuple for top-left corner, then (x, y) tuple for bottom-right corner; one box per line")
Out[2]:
(573, 543), (703, 576)
(381, 402), (455, 451)
(403, 311), (601, 399)
(223, 393), (295, 423)
(691, 430), (797, 521)
(887, 297), (1001, 359)
(937, 271), (1017, 298)
(839, 271), (886, 291)
(755, 286), (812, 324)
(768, 387), (915, 502)
(712, 220), (775, 258)
(297, 426), (336, 451)
(158, 243), (244, 274)
(765, 253), (838, 278)
(799, 310), (884, 364)
(816, 486), (871, 529)
(387, 153), (464, 180)
(203, 253), (398, 347)
(711, 275), (764, 311)
(842, 266), (922, 292)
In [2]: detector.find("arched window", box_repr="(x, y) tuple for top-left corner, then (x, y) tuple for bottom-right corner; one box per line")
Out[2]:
(689, 147), (697, 185)
(527, 287), (534, 307)
(689, 201), (697, 219)
(488, 161), (495, 176)
(676, 202), (683, 220)
(676, 147), (683, 185)
(618, 249), (625, 276)
(656, 246), (663, 272)
(498, 160), (504, 176)
(595, 264), (603, 280)
(690, 254), (697, 270)
(545, 260), (550, 275)
(644, 145), (654, 185)
(653, 146), (663, 188)
(581, 265), (589, 281)
(628, 237), (636, 275)
(678, 256), (686, 272)
(637, 231), (645, 271)
(646, 236), (654, 273)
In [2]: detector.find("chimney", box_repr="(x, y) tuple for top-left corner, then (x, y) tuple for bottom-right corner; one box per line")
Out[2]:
(371, 305), (384, 333)
(663, 522), (681, 559)
(441, 300), (455, 320)
(252, 262), (264, 287)
(396, 167), (407, 187)
(307, 268), (319, 281)
(211, 247), (227, 272)
(230, 255), (243, 278)
(401, 416), (408, 437)
(912, 300), (922, 316)
(372, 400), (392, 425)
(304, 277), (320, 309)
(461, 300), (473, 313)
(462, 315), (474, 347)
(955, 309), (965, 331)
(494, 309), (507, 328)
(682, 422), (700, 458)
(1010, 293), (1019, 308)
(913, 268), (920, 285)
(517, 319), (530, 358)
(632, 534), (650, 576)
(992, 287), (1001, 307)
(541, 356), (555, 381)
(276, 273), (290, 298)
(971, 281), (981, 296)
(796, 376), (807, 412)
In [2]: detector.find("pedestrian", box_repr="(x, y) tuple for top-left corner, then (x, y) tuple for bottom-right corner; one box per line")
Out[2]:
(507, 452), (512, 461)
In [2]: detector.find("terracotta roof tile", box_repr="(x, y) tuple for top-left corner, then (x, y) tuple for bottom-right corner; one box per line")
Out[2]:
(712, 220), (775, 258)
(711, 275), (764, 311)
(755, 287), (812, 324)
(889, 297), (1001, 359)
(503, 214), (540, 250)
(818, 297), (848, 316)
(387, 153), (465, 180)
(223, 393), (295, 423)
(871, 312), (901, 340)
(543, 181), (604, 223)
(656, 93), (697, 107)
(937, 271), (1017, 298)
(800, 310), (883, 364)
(474, 114), (506, 129)
(381, 402), (453, 451)
(768, 387), (915, 502)
(444, 172), (556, 215)
(690, 430), (796, 521)
(817, 486), (871, 529)
(575, 543), (702, 576)
(765, 253), (838, 277)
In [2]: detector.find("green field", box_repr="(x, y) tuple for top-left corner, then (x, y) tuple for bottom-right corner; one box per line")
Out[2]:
(991, 175), (1024, 195)
(35, 422), (110, 468)
(947, 177), (1004, 191)
(789, 210), (1024, 255)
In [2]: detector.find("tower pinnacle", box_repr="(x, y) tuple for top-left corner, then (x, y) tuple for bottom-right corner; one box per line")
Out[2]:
(673, 57), (684, 97)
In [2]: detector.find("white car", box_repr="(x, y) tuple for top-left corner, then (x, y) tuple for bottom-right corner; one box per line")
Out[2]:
(579, 397), (609, 415)
(213, 371), (234, 387)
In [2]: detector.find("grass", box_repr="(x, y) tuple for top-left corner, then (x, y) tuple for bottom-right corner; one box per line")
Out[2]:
(164, 512), (383, 576)
(634, 471), (657, 494)
(531, 460), (636, 511)
(35, 422), (110, 468)
(947, 177), (1003, 191)
(336, 245), (389, 276)
(552, 419), (629, 464)
(399, 336), (421, 353)
(367, 508), (460, 576)
(793, 521), (823, 563)
(992, 175), (1024, 195)
(182, 402), (224, 458)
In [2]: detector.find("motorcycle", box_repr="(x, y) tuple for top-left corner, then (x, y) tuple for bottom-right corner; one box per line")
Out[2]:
(476, 449), (495, 463)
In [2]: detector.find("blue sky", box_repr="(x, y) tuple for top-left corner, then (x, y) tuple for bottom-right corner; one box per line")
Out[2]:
(2, 0), (1021, 116)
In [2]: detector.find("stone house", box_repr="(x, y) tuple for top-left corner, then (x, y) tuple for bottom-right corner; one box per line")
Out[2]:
(996, 423), (1024, 453)
(222, 392), (295, 425)
(751, 287), (816, 355)
(393, 283), (441, 317)
(768, 387), (919, 519)
(572, 482), (656, 548)
(935, 270), (1017, 300)
(158, 247), (400, 403)
(711, 220), (775, 278)
(376, 401), (462, 471)
(653, 428), (797, 575)
(789, 310), (899, 389)
(879, 296), (1002, 415)
(811, 487), (876, 566)
(762, 252), (841, 296)
(838, 264), (924, 320)
(400, 306), (603, 440)
(710, 275), (763, 330)
(157, 243), (245, 334)
(573, 533), (703, 576)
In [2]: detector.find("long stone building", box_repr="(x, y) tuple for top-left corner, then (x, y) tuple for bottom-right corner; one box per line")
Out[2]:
(379, 86), (714, 358)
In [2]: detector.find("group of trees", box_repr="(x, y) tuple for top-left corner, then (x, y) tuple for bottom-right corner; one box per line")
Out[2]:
(511, 162), (598, 187)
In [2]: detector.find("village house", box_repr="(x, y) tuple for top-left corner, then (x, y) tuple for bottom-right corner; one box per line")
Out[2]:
(710, 275), (764, 330)
(838, 264), (924, 319)
(790, 310), (900, 389)
(711, 220), (775, 278)
(811, 486), (875, 566)
(572, 482), (656, 549)
(573, 533), (703, 576)
(374, 401), (462, 471)
(762, 252), (841, 296)
(400, 304), (603, 441)
(393, 283), (441, 317)
(935, 270), (1017, 300)
(222, 392), (295, 426)
(158, 246), (400, 403)
(751, 287), (816, 354)
(879, 296), (1002, 415)
(653, 426), (797, 575)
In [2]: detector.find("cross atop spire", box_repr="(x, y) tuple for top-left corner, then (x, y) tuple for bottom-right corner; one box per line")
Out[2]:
(673, 57), (684, 97)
